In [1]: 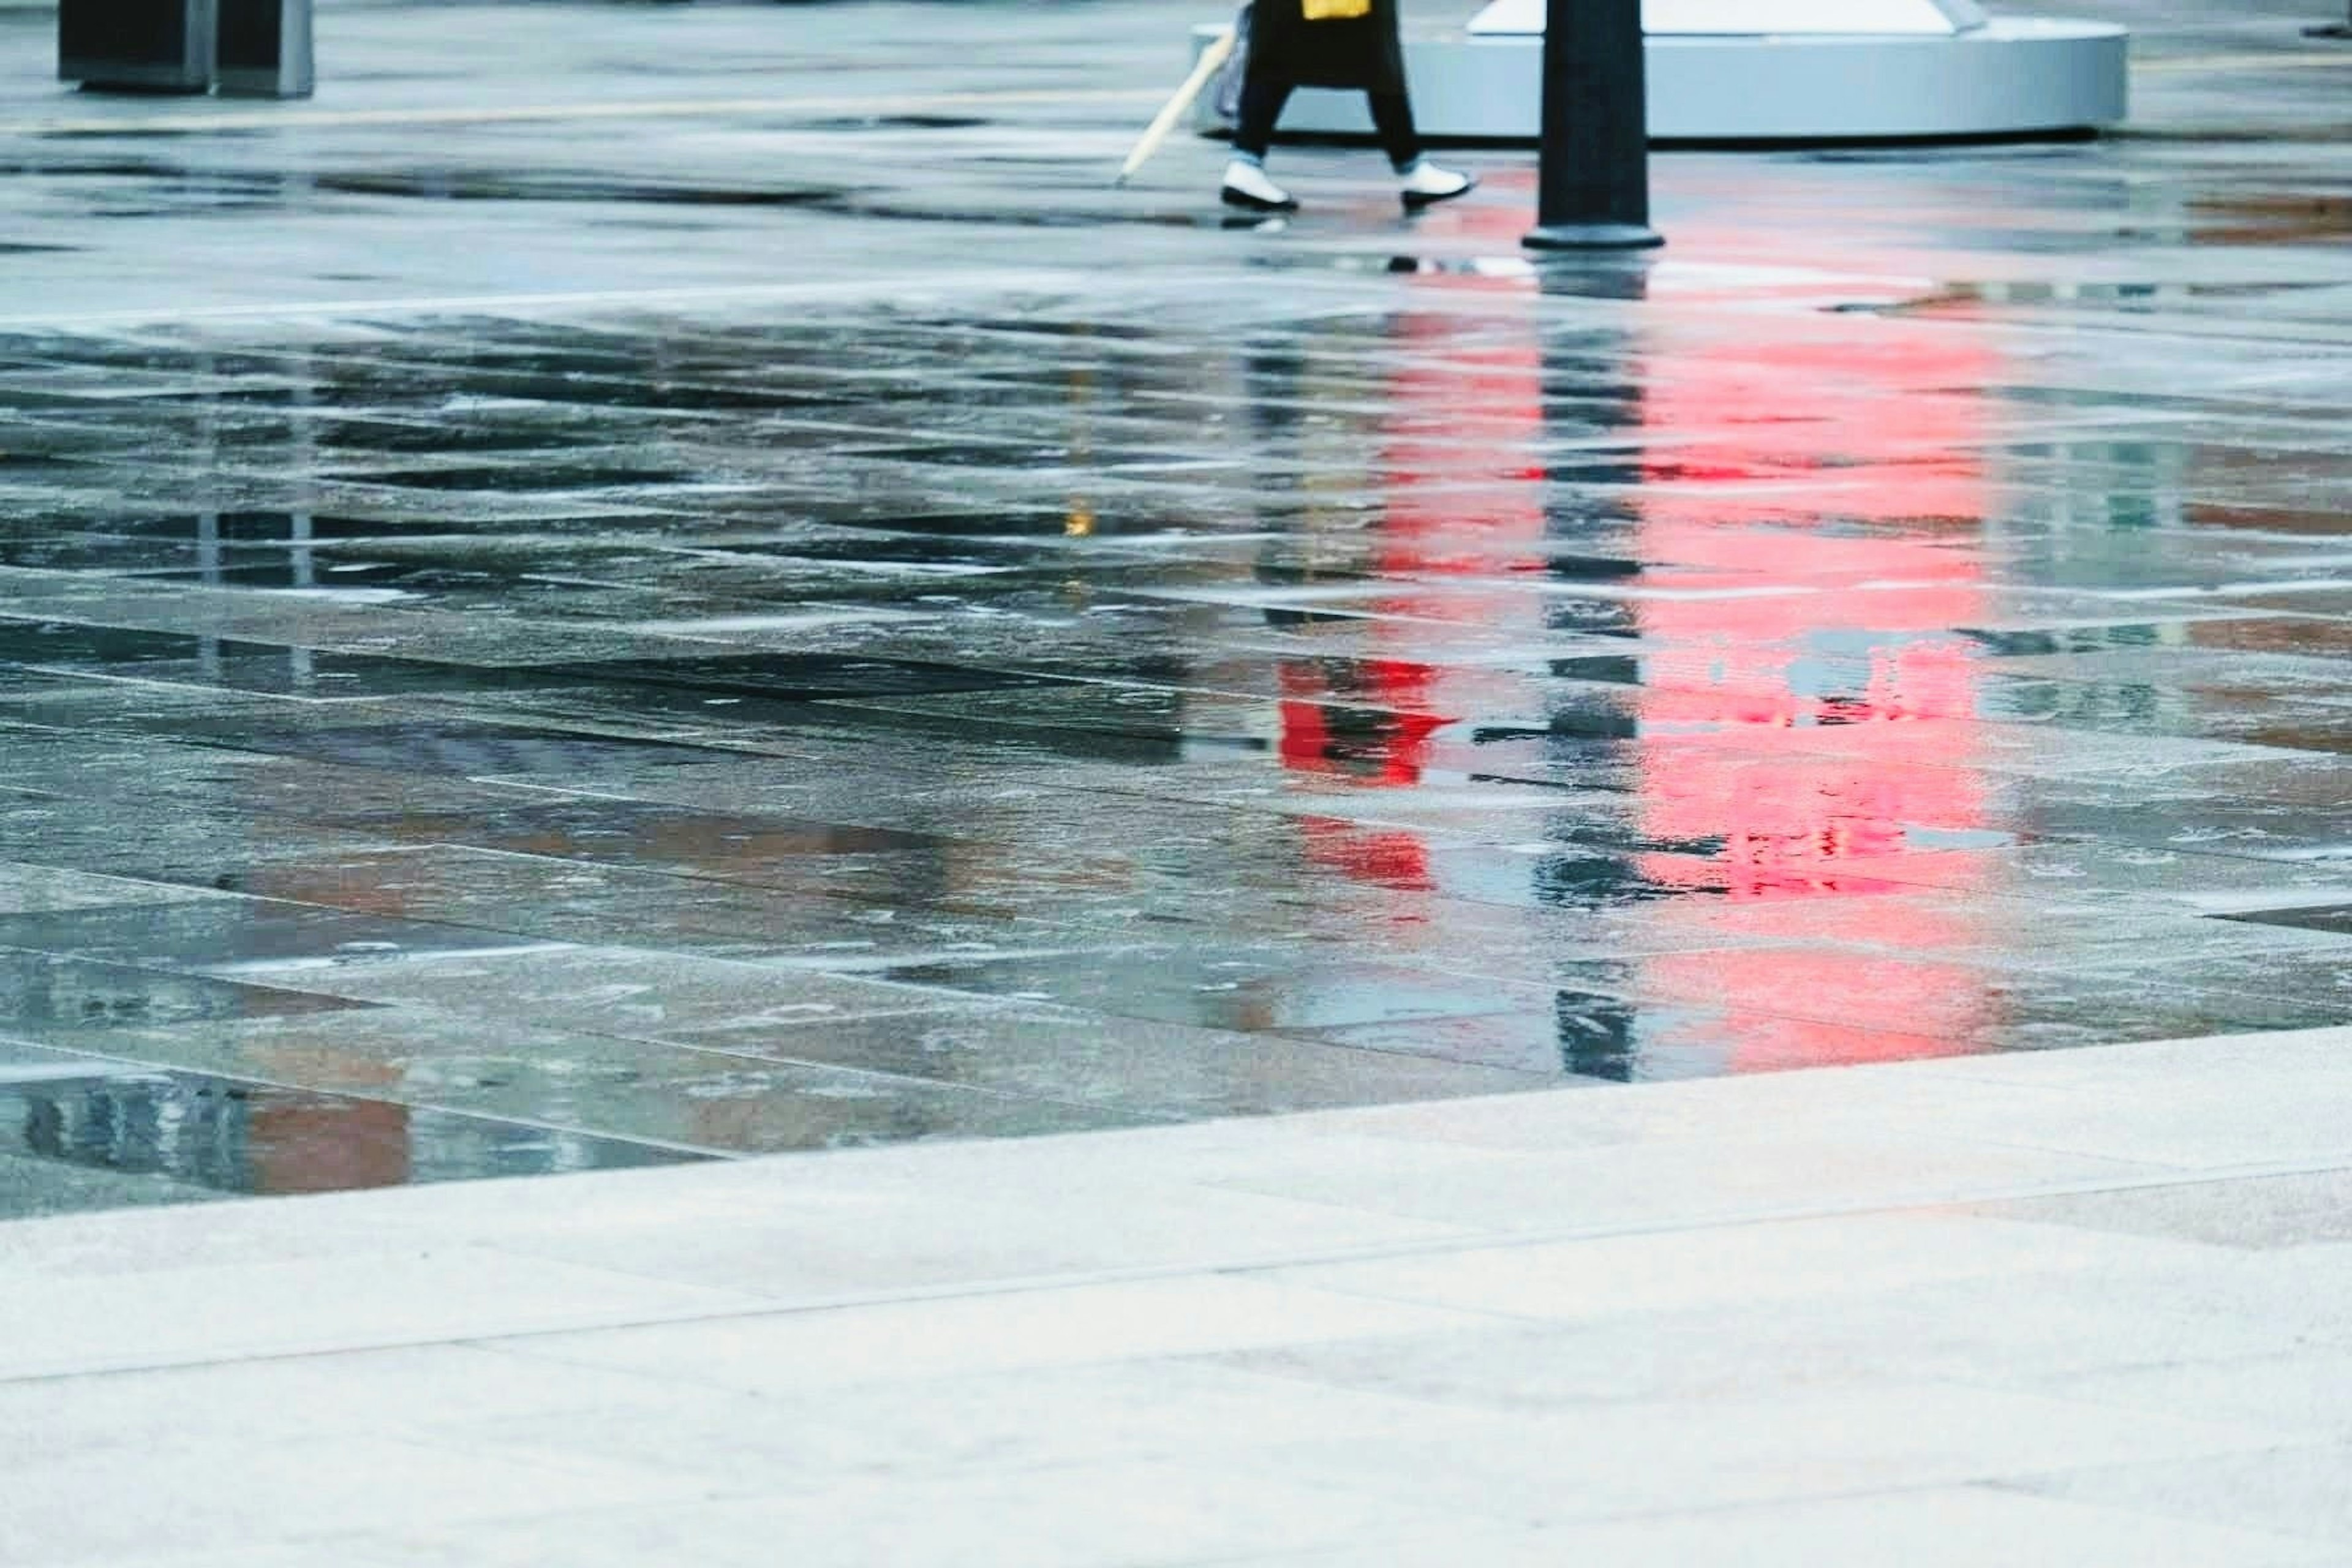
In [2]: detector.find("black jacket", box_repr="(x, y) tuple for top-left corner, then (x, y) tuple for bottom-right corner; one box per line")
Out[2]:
(1246, 0), (1408, 95)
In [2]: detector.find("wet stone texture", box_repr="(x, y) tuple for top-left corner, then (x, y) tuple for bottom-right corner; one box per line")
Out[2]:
(0, 0), (2348, 1213)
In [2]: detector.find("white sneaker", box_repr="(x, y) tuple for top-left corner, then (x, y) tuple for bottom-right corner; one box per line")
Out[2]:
(1221, 159), (1298, 212)
(1399, 159), (1476, 209)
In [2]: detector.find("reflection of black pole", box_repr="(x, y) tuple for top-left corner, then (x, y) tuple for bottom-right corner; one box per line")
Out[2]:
(2309, 0), (2350, 39)
(1531, 268), (1651, 1079)
(1524, 0), (1664, 251)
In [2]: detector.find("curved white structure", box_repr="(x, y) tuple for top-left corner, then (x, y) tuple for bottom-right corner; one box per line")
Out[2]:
(1190, 0), (2127, 143)
(1473, 0), (1990, 36)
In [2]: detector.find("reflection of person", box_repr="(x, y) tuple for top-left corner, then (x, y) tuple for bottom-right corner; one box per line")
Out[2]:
(1222, 0), (1475, 213)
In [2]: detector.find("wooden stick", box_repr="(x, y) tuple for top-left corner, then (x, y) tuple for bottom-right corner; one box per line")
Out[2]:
(1114, 28), (1238, 187)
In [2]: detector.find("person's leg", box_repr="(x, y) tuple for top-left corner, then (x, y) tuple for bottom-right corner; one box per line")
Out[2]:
(1366, 90), (1423, 172)
(1232, 78), (1294, 163)
(1224, 77), (1299, 208)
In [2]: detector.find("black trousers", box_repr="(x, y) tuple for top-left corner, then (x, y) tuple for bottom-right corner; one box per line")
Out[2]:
(1232, 79), (1424, 169)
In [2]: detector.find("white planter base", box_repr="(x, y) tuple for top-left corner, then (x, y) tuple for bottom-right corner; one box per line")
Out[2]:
(1191, 17), (2128, 143)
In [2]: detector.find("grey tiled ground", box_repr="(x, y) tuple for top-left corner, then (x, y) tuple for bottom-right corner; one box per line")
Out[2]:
(0, 0), (2348, 1224)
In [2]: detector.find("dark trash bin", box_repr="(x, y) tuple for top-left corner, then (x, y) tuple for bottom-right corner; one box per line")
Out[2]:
(59, 0), (216, 93)
(217, 0), (314, 97)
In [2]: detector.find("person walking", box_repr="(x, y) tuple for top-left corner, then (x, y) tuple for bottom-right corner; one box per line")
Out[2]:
(1221, 0), (1475, 213)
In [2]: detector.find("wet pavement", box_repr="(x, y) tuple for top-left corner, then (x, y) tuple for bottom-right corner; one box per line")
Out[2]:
(1, 0), (2350, 1215)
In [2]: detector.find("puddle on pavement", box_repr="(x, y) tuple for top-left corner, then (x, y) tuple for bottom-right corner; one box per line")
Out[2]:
(2, 277), (2349, 1217)
(107, 162), (1216, 235)
(791, 115), (990, 132)
(312, 171), (845, 207)
(0, 950), (372, 1036)
(1861, 279), (2345, 317)
(0, 1061), (699, 1213)
(1252, 254), (1543, 280)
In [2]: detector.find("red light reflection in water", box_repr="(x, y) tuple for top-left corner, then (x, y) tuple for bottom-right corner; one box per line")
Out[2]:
(1273, 293), (1542, 895)
(1276, 208), (2012, 1073)
(1280, 661), (1451, 891)
(1630, 277), (2001, 1063)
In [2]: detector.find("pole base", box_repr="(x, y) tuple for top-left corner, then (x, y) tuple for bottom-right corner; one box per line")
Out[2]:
(1524, 222), (1665, 251)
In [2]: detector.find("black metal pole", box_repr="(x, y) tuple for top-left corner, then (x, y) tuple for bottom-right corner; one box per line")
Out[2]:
(2308, 0), (2350, 39)
(1524, 0), (1663, 251)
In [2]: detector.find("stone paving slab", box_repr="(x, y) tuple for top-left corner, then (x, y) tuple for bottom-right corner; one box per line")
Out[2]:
(5, 1025), (2352, 1563)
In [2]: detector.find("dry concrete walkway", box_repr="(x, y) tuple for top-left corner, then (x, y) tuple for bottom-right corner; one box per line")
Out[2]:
(7, 1023), (2352, 1564)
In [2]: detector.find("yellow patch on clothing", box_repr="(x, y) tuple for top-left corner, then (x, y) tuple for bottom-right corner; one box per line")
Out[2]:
(1302, 0), (1373, 20)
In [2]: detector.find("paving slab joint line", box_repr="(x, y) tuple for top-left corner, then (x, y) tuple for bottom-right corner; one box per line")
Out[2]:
(0, 85), (1163, 139)
(12, 1142), (2352, 1388)
(2136, 50), (2352, 71)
